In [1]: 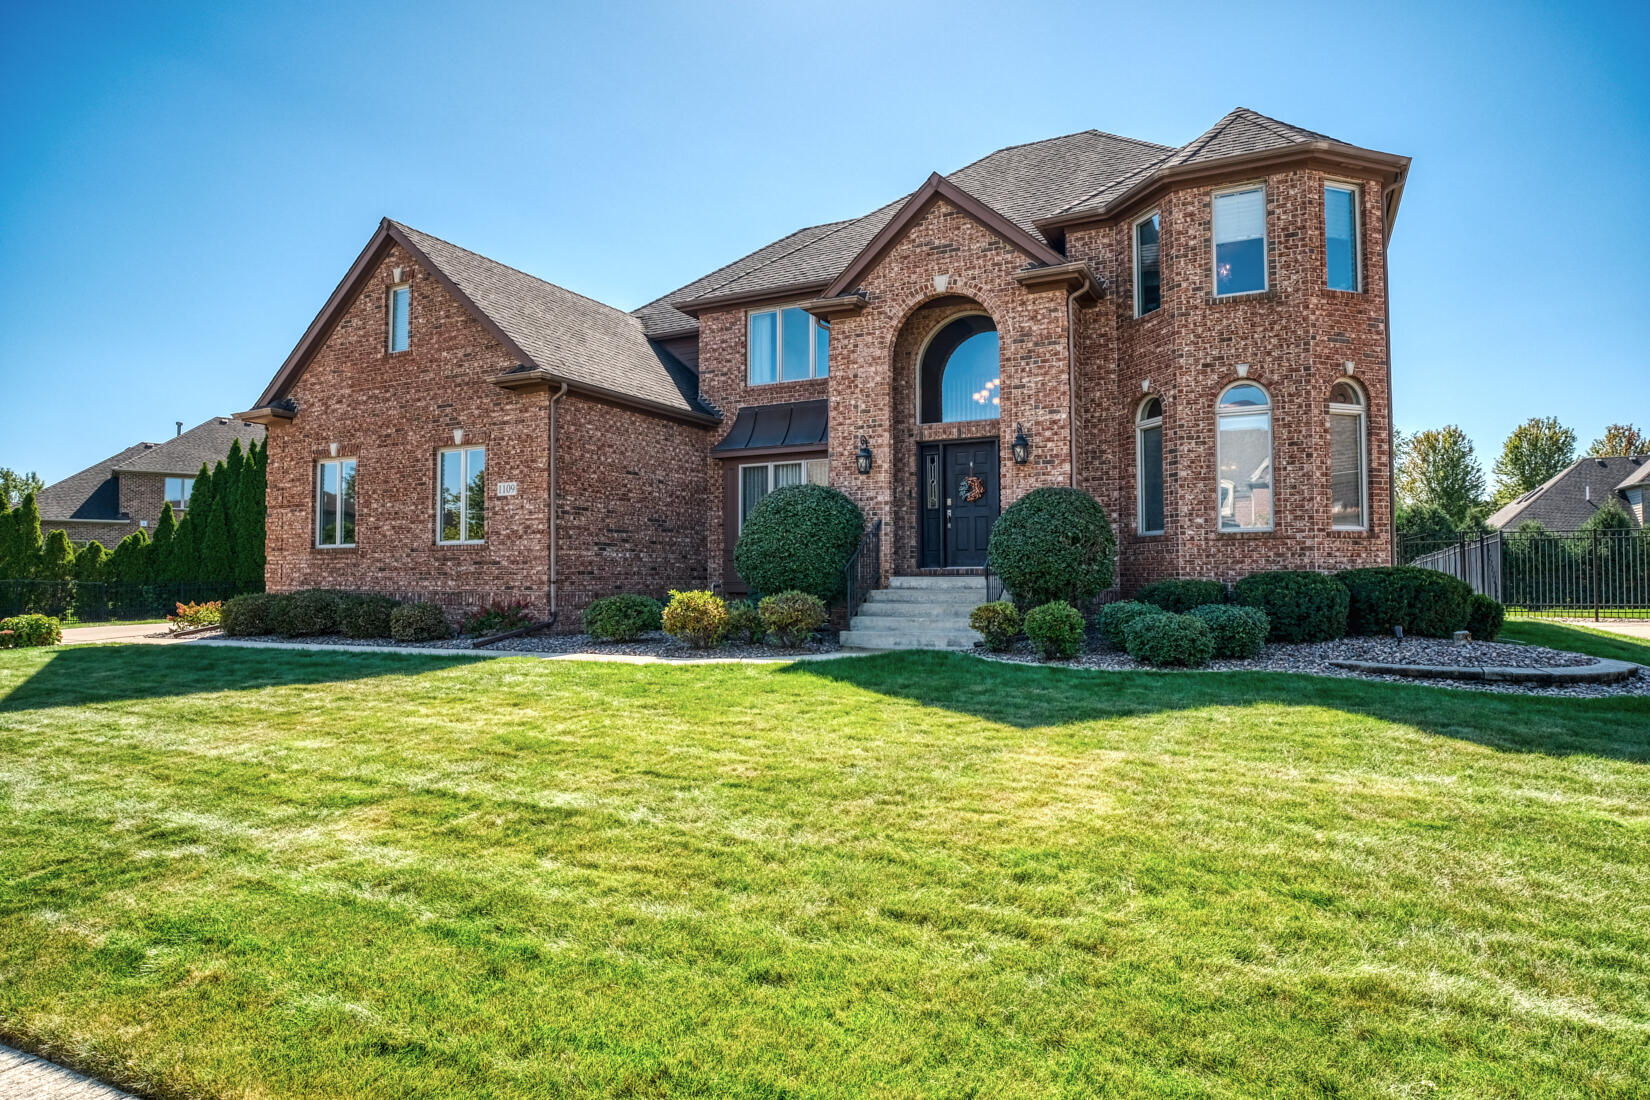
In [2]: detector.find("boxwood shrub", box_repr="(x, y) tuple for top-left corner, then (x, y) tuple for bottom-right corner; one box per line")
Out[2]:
(734, 485), (865, 603)
(1098, 600), (1169, 650)
(390, 601), (450, 643)
(986, 488), (1116, 607)
(1136, 579), (1228, 614)
(1186, 604), (1269, 659)
(1335, 566), (1472, 638)
(1023, 600), (1085, 660)
(220, 593), (276, 636)
(759, 590), (828, 647)
(1467, 593), (1506, 641)
(583, 594), (663, 642)
(1124, 613), (1214, 668)
(270, 589), (346, 637)
(969, 601), (1021, 652)
(662, 590), (728, 648)
(339, 594), (400, 639)
(1233, 571), (1349, 643)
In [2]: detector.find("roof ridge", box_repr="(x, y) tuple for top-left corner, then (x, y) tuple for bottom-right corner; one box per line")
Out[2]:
(1174, 108), (1245, 164)
(1051, 150), (1173, 217)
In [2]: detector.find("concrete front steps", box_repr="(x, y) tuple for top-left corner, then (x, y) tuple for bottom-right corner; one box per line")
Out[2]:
(838, 574), (995, 651)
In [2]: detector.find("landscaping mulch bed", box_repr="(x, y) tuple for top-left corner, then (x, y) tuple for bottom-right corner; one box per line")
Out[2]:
(980, 634), (1649, 698)
(209, 629), (840, 661)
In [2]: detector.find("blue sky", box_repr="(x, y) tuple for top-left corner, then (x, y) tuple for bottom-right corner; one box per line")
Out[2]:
(2, 0), (1647, 485)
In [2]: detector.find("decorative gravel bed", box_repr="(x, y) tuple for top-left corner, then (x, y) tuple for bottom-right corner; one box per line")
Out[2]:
(980, 635), (1649, 698)
(205, 630), (840, 661)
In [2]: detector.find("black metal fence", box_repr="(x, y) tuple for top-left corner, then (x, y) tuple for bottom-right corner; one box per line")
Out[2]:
(842, 519), (882, 621)
(0, 580), (243, 622)
(1404, 529), (1650, 620)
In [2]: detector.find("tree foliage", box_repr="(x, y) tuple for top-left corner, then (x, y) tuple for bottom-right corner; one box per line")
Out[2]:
(1586, 423), (1646, 457)
(0, 467), (44, 507)
(1492, 416), (1575, 505)
(1397, 426), (1486, 526)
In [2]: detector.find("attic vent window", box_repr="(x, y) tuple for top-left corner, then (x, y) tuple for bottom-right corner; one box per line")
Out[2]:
(388, 284), (411, 353)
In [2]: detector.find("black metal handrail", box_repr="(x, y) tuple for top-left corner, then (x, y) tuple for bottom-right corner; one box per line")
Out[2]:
(842, 519), (882, 620)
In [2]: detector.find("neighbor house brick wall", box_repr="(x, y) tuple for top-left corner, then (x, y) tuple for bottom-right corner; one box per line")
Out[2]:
(49, 521), (137, 548)
(115, 473), (170, 532)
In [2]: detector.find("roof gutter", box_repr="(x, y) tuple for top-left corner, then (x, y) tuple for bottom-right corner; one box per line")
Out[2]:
(671, 279), (832, 318)
(489, 367), (719, 426)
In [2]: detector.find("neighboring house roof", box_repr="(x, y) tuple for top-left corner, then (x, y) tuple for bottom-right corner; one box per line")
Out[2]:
(252, 220), (712, 424)
(1486, 455), (1649, 531)
(634, 108), (1407, 337)
(1616, 461), (1650, 492)
(113, 417), (264, 476)
(36, 442), (159, 522)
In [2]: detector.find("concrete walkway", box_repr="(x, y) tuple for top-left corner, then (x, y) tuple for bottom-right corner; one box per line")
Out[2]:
(61, 622), (182, 646)
(0, 1044), (136, 1099)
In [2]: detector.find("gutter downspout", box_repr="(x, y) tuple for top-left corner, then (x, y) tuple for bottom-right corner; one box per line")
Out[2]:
(548, 380), (568, 614)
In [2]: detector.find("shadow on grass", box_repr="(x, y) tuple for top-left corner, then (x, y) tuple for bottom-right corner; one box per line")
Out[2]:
(0, 642), (488, 713)
(785, 650), (1650, 763)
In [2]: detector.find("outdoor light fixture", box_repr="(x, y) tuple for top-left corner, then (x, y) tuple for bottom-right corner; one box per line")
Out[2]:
(855, 436), (874, 475)
(1011, 425), (1031, 465)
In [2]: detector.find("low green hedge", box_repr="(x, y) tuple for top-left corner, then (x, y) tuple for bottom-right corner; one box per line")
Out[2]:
(0, 613), (61, 647)
(340, 594), (400, 639)
(1024, 600), (1085, 660)
(1123, 613), (1214, 668)
(220, 593), (277, 636)
(1136, 579), (1228, 614)
(390, 602), (450, 643)
(270, 589), (347, 637)
(1335, 566), (1472, 638)
(583, 594), (664, 642)
(969, 601), (1021, 652)
(1099, 600), (1169, 650)
(1233, 571), (1350, 643)
(1467, 593), (1506, 642)
(1186, 604), (1269, 659)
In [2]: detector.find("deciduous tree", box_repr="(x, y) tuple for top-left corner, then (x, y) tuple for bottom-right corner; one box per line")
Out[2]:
(1492, 417), (1576, 505)
(1397, 426), (1486, 526)
(1586, 423), (1646, 457)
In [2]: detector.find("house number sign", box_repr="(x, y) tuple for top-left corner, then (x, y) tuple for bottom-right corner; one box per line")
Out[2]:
(496, 481), (518, 497)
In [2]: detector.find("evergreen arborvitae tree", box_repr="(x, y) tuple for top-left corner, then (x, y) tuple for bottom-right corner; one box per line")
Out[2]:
(75, 540), (109, 581)
(199, 491), (235, 584)
(0, 501), (14, 577)
(235, 437), (267, 592)
(11, 492), (44, 580)
(150, 503), (178, 583)
(173, 463), (214, 581)
(109, 529), (150, 584)
(40, 529), (76, 615)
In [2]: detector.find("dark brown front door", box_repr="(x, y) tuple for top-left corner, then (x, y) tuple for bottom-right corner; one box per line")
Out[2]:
(918, 440), (999, 568)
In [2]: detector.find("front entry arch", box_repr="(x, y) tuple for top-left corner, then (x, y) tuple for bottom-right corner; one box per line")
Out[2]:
(918, 439), (999, 568)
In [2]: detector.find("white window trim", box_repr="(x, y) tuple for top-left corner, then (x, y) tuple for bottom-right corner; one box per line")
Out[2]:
(1211, 183), (1269, 298)
(164, 476), (195, 511)
(1216, 382), (1275, 533)
(1136, 398), (1164, 535)
(315, 458), (357, 549)
(435, 446), (485, 545)
(1324, 182), (1362, 293)
(387, 283), (411, 354)
(1329, 382), (1369, 531)
(1132, 209), (1162, 318)
(746, 304), (829, 385)
(736, 458), (827, 531)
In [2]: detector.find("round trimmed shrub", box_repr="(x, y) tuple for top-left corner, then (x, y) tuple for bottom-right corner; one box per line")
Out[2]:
(1335, 566), (1472, 638)
(339, 594), (400, 639)
(661, 589), (728, 648)
(1124, 613), (1214, 668)
(1467, 593), (1505, 641)
(1233, 571), (1350, 643)
(390, 601), (450, 642)
(969, 601), (1021, 652)
(269, 588), (346, 637)
(759, 590), (828, 647)
(1023, 600), (1085, 660)
(220, 593), (276, 636)
(1187, 604), (1269, 659)
(1136, 579), (1228, 614)
(583, 594), (663, 642)
(725, 599), (765, 645)
(734, 485), (865, 603)
(1099, 600), (1170, 650)
(987, 488), (1116, 607)
(0, 614), (61, 648)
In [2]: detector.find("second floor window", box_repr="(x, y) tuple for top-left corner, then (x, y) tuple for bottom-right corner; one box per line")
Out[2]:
(388, 284), (411, 352)
(1213, 187), (1266, 296)
(316, 458), (357, 547)
(1133, 212), (1161, 316)
(164, 476), (195, 510)
(1325, 184), (1360, 291)
(748, 306), (828, 384)
(438, 446), (485, 544)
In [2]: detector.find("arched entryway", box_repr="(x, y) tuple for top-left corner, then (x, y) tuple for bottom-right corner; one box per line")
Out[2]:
(914, 311), (1001, 568)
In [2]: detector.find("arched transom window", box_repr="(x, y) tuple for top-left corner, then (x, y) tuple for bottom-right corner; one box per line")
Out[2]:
(1216, 383), (1273, 531)
(919, 314), (1000, 424)
(1329, 380), (1367, 529)
(1137, 396), (1164, 534)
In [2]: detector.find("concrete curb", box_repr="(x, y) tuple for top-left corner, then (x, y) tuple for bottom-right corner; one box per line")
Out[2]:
(188, 637), (863, 665)
(1327, 657), (1642, 684)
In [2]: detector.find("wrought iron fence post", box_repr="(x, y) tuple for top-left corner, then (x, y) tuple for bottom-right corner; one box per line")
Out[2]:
(1593, 527), (1602, 622)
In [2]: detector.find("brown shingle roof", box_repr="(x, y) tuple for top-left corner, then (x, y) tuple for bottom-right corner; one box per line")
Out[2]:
(36, 442), (158, 522)
(114, 417), (264, 476)
(1486, 455), (1648, 531)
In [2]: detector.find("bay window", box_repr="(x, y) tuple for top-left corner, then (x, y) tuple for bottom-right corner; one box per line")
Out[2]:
(1329, 381), (1367, 528)
(1216, 383), (1273, 531)
(1213, 187), (1267, 296)
(1325, 184), (1360, 291)
(1133, 211), (1161, 316)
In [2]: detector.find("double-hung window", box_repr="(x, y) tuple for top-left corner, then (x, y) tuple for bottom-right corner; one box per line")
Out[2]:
(388, 284), (411, 353)
(437, 447), (485, 544)
(1324, 184), (1360, 291)
(164, 476), (195, 510)
(315, 458), (357, 547)
(1328, 381), (1367, 529)
(748, 306), (828, 384)
(1133, 211), (1161, 316)
(738, 458), (829, 529)
(1212, 187), (1267, 296)
(1136, 397), (1164, 534)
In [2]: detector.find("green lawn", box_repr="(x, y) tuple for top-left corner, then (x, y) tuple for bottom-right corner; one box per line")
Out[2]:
(1, 646), (1648, 1098)
(1501, 618), (1650, 665)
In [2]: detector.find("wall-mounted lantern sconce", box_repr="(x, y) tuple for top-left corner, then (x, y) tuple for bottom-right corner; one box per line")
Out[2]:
(855, 436), (874, 475)
(1011, 425), (1031, 465)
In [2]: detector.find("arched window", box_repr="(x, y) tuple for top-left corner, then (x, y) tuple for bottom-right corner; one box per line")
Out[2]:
(1137, 396), (1164, 534)
(1329, 380), (1367, 529)
(1216, 383), (1273, 531)
(919, 314), (1000, 424)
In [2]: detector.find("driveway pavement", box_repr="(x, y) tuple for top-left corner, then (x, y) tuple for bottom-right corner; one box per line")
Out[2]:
(60, 622), (181, 646)
(1554, 618), (1650, 642)
(0, 1044), (135, 1099)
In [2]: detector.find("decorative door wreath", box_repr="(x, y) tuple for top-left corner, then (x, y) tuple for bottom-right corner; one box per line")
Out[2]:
(962, 475), (986, 503)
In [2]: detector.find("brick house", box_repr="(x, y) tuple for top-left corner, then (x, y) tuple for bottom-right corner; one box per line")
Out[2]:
(36, 417), (265, 546)
(241, 108), (1408, 629)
